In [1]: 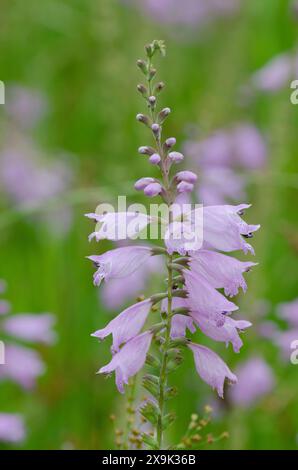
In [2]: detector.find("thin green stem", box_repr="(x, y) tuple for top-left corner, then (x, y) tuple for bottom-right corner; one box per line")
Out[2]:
(156, 252), (173, 449)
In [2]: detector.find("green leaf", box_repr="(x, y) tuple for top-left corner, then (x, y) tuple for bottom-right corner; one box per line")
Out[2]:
(139, 400), (160, 425)
(142, 374), (160, 399)
(142, 433), (159, 450)
(162, 412), (176, 430)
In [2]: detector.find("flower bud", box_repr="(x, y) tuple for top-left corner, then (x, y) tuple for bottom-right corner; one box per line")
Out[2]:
(151, 123), (160, 134)
(136, 114), (150, 126)
(144, 182), (162, 197)
(145, 43), (153, 57)
(134, 177), (155, 191)
(138, 146), (155, 156)
(165, 137), (176, 148)
(158, 107), (171, 122)
(148, 95), (156, 105)
(177, 181), (194, 193)
(154, 81), (165, 93)
(137, 59), (147, 74)
(148, 68), (157, 80)
(137, 84), (147, 96)
(168, 151), (184, 163)
(149, 153), (161, 165)
(175, 170), (197, 184)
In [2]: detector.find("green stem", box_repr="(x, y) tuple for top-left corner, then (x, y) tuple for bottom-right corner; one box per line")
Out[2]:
(156, 252), (173, 449)
(143, 47), (174, 449)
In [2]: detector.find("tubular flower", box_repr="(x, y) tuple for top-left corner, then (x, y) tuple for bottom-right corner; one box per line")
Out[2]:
(87, 245), (154, 286)
(188, 343), (237, 398)
(189, 250), (257, 297)
(98, 332), (153, 393)
(91, 299), (152, 353)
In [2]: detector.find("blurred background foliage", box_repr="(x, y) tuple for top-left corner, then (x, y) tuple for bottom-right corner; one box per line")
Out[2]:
(0, 0), (297, 450)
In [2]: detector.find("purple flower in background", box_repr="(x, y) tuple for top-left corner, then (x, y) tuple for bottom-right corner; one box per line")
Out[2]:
(0, 280), (56, 443)
(188, 343), (237, 398)
(99, 332), (153, 393)
(3, 314), (56, 345)
(0, 299), (11, 316)
(125, 0), (238, 28)
(6, 85), (47, 129)
(248, 53), (297, 93)
(184, 123), (267, 205)
(277, 299), (298, 328)
(0, 136), (74, 236)
(0, 413), (26, 444)
(229, 357), (275, 407)
(0, 344), (45, 390)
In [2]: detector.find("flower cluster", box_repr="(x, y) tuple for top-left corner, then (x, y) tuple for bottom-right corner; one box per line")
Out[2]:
(184, 123), (267, 205)
(86, 41), (259, 448)
(0, 279), (56, 444)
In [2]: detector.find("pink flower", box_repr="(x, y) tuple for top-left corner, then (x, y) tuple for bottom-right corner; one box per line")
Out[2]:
(3, 313), (56, 344)
(91, 299), (152, 352)
(188, 343), (237, 398)
(251, 53), (293, 92)
(165, 220), (203, 255)
(190, 250), (257, 297)
(194, 315), (252, 353)
(0, 299), (11, 315)
(190, 204), (260, 254)
(87, 245), (153, 286)
(277, 298), (298, 328)
(87, 212), (153, 242)
(98, 332), (153, 393)
(170, 314), (195, 339)
(100, 254), (164, 310)
(0, 344), (45, 390)
(184, 269), (238, 325)
(229, 357), (275, 407)
(0, 413), (26, 443)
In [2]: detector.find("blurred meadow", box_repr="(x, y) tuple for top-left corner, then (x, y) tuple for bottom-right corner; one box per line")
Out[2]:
(0, 0), (298, 450)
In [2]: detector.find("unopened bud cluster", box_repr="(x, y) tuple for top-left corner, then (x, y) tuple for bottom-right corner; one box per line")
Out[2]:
(135, 42), (197, 203)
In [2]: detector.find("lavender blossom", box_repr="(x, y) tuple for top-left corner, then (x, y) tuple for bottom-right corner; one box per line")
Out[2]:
(92, 299), (152, 353)
(87, 41), (258, 449)
(0, 281), (56, 442)
(188, 343), (237, 398)
(3, 314), (56, 344)
(87, 245), (154, 286)
(126, 0), (238, 28)
(101, 252), (163, 310)
(99, 332), (153, 394)
(0, 413), (26, 444)
(184, 124), (267, 205)
(229, 357), (275, 407)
